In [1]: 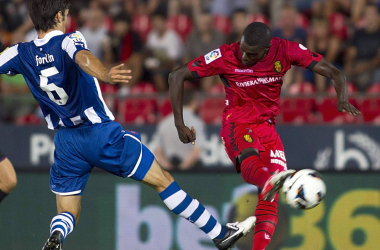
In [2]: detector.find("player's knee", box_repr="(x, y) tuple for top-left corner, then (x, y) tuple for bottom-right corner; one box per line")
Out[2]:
(0, 159), (17, 193)
(238, 148), (260, 165)
(7, 175), (17, 192)
(162, 169), (174, 183)
(153, 169), (174, 192)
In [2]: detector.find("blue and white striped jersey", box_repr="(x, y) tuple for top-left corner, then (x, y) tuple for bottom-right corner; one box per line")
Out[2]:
(0, 30), (114, 129)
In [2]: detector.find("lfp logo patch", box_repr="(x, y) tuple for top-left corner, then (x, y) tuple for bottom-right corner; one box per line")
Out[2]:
(69, 33), (80, 39)
(205, 48), (222, 64)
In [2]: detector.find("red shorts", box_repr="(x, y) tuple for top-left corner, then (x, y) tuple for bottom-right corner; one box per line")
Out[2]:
(220, 121), (287, 173)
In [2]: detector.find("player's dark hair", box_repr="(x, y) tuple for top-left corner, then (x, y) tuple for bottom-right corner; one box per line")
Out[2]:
(242, 22), (272, 48)
(28, 0), (71, 32)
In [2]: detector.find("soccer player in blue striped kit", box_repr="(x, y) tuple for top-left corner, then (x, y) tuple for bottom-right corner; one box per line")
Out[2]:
(0, 1), (255, 249)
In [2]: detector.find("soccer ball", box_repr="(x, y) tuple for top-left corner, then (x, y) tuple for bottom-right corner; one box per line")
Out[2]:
(283, 169), (326, 210)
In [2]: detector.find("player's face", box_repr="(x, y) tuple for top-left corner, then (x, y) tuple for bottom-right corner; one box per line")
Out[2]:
(240, 40), (270, 67)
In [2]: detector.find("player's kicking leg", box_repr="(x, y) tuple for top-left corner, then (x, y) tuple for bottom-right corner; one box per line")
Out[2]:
(141, 159), (256, 250)
(239, 148), (294, 250)
(0, 152), (17, 204)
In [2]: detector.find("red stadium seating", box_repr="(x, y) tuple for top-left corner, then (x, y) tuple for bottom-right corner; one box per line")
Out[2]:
(167, 14), (193, 42)
(158, 98), (173, 118)
(118, 82), (158, 124)
(327, 82), (357, 94)
(329, 13), (348, 40)
(279, 82), (317, 124)
(132, 14), (152, 42)
(118, 97), (158, 124)
(213, 15), (231, 35)
(366, 82), (380, 93)
(317, 97), (359, 124)
(287, 81), (316, 95)
(280, 97), (317, 124)
(129, 82), (157, 94)
(317, 82), (358, 123)
(199, 97), (225, 124)
(208, 83), (225, 94)
(15, 114), (42, 125)
(360, 97), (380, 124)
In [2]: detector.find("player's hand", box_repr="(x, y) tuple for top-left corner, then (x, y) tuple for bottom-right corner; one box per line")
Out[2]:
(107, 64), (132, 84)
(176, 125), (196, 145)
(337, 101), (361, 116)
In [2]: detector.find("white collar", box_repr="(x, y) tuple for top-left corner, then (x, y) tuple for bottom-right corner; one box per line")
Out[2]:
(33, 30), (64, 46)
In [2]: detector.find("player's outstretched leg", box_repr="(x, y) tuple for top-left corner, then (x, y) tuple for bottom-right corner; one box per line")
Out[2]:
(239, 149), (295, 202)
(141, 159), (256, 250)
(240, 151), (293, 250)
(0, 156), (17, 204)
(42, 195), (81, 250)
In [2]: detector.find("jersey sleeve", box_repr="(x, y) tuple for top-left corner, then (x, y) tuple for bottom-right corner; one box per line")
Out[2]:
(61, 31), (90, 62)
(0, 44), (21, 75)
(285, 40), (323, 70)
(187, 46), (226, 78)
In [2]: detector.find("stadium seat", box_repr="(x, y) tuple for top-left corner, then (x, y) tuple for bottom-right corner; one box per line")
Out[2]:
(99, 83), (118, 113)
(212, 15), (231, 35)
(366, 82), (380, 93)
(287, 81), (316, 95)
(327, 82), (357, 94)
(208, 83), (225, 94)
(118, 97), (158, 124)
(280, 97), (317, 124)
(167, 14), (193, 42)
(158, 98), (173, 118)
(132, 14), (152, 42)
(199, 97), (225, 124)
(15, 113), (42, 125)
(317, 97), (359, 124)
(316, 83), (358, 124)
(329, 13), (348, 40)
(117, 82), (158, 124)
(360, 97), (380, 124)
(296, 13), (309, 29)
(130, 82), (157, 94)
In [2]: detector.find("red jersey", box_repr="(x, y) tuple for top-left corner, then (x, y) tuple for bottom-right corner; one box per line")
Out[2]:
(188, 37), (323, 124)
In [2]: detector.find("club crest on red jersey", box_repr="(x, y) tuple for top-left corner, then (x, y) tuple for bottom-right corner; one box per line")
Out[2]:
(274, 60), (282, 73)
(243, 134), (253, 143)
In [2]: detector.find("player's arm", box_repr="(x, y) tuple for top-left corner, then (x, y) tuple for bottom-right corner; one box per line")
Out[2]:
(311, 57), (361, 115)
(169, 47), (225, 144)
(168, 65), (196, 144)
(75, 50), (132, 85)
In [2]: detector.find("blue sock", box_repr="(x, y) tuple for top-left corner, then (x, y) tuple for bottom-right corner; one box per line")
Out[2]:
(50, 212), (76, 242)
(159, 181), (226, 239)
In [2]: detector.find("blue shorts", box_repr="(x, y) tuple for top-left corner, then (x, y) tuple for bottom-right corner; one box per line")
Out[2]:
(50, 121), (154, 195)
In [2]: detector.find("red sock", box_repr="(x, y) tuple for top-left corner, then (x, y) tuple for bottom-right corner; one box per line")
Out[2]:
(252, 193), (279, 250)
(240, 155), (271, 189)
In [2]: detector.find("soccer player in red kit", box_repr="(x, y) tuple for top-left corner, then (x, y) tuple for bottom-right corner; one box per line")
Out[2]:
(168, 22), (360, 250)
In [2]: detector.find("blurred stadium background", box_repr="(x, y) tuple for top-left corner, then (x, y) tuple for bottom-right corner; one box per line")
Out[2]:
(0, 0), (380, 249)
